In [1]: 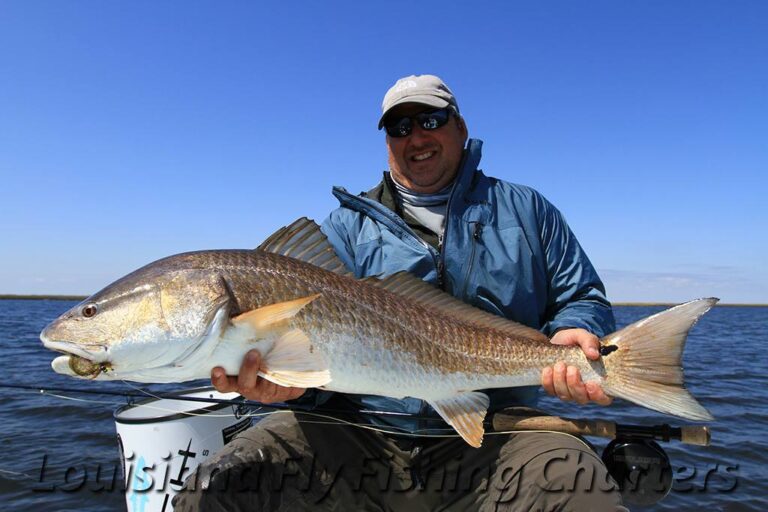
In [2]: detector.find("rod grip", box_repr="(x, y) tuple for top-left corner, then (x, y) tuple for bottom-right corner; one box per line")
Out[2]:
(680, 426), (711, 446)
(492, 413), (616, 439)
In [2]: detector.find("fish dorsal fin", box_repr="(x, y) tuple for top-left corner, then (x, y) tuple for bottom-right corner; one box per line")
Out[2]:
(257, 217), (352, 276)
(367, 272), (549, 342)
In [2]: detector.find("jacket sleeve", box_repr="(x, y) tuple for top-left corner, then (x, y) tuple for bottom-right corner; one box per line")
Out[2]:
(319, 208), (358, 273)
(532, 192), (616, 338)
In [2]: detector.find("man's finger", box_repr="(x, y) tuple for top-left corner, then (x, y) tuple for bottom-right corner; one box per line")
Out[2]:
(576, 334), (600, 360)
(237, 350), (262, 391)
(586, 382), (613, 406)
(211, 367), (238, 393)
(552, 361), (572, 401)
(541, 366), (555, 396)
(275, 386), (299, 402)
(259, 380), (280, 404)
(566, 366), (589, 405)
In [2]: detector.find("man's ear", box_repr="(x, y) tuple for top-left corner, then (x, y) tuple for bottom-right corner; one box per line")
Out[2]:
(456, 114), (468, 142)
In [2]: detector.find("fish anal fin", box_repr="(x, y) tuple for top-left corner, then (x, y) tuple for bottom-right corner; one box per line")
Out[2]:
(428, 392), (489, 448)
(232, 294), (320, 336)
(259, 328), (331, 388)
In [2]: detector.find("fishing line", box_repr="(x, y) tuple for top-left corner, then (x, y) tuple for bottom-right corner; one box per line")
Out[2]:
(275, 410), (458, 437)
(0, 383), (459, 433)
(1, 383), (479, 439)
(120, 379), (166, 402)
(0, 468), (37, 480)
(0, 384), (451, 421)
(43, 392), (117, 406)
(0, 383), (595, 449)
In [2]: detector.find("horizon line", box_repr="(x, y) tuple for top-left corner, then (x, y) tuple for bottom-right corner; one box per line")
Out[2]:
(1, 294), (765, 308)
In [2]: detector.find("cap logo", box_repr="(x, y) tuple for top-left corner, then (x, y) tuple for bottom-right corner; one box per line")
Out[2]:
(393, 80), (418, 92)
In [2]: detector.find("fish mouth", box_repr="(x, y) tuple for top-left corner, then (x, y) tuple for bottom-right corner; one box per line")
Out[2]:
(50, 354), (111, 378)
(41, 334), (111, 378)
(41, 338), (109, 363)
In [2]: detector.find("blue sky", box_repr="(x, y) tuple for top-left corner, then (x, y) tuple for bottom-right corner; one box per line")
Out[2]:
(1, 1), (765, 303)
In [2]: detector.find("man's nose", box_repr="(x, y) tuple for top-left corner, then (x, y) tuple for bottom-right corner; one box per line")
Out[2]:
(408, 123), (430, 142)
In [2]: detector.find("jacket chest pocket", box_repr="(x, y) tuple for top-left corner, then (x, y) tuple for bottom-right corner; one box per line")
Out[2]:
(468, 225), (544, 326)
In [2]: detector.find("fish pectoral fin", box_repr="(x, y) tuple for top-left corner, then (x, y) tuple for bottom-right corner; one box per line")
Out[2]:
(232, 294), (321, 336)
(428, 392), (490, 448)
(258, 328), (331, 388)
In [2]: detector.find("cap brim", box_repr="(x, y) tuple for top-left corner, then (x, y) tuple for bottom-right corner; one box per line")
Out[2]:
(377, 96), (450, 129)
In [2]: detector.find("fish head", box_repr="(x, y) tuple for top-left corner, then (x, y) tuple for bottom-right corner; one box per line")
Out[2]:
(41, 256), (232, 381)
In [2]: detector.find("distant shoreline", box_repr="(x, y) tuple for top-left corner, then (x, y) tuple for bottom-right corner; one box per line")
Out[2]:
(612, 302), (768, 307)
(0, 294), (765, 307)
(0, 294), (88, 301)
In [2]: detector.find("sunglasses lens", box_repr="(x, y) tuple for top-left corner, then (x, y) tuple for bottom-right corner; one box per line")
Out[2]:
(385, 117), (413, 138)
(384, 108), (452, 137)
(418, 109), (450, 130)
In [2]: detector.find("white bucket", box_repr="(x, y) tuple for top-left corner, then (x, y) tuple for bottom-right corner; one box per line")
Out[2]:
(114, 387), (252, 512)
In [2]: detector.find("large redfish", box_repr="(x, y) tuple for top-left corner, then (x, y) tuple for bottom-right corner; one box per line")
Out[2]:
(41, 218), (714, 447)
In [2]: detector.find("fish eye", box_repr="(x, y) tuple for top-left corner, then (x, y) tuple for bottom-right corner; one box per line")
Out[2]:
(81, 304), (98, 318)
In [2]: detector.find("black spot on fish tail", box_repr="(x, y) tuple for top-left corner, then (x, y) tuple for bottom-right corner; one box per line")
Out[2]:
(600, 345), (619, 356)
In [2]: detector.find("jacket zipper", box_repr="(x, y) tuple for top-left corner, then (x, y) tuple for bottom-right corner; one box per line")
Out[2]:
(438, 170), (463, 292)
(436, 143), (479, 292)
(461, 222), (483, 300)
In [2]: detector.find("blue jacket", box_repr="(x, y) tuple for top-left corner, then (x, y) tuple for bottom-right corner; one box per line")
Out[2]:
(316, 138), (614, 432)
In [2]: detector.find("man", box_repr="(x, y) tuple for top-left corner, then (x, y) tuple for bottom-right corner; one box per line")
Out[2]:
(175, 75), (626, 511)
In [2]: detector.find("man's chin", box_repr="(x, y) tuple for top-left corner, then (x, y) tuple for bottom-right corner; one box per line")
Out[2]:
(402, 170), (455, 194)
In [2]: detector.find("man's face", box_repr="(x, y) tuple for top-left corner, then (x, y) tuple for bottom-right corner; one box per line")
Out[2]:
(385, 103), (468, 193)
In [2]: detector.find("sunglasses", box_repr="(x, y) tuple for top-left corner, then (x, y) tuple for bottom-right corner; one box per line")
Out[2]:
(383, 107), (455, 138)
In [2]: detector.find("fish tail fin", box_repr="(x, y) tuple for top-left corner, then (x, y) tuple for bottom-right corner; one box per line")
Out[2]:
(600, 298), (717, 422)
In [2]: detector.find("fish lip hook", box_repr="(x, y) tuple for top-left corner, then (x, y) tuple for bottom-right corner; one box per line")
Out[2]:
(67, 354), (110, 378)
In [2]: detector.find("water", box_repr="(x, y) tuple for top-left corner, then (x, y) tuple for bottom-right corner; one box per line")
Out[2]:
(1, 300), (766, 511)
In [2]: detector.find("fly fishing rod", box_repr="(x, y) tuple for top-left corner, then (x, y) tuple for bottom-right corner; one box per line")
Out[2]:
(492, 407), (711, 446)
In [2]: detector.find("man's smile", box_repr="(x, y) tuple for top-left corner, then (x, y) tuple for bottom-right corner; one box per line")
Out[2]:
(410, 150), (437, 162)
(412, 151), (435, 161)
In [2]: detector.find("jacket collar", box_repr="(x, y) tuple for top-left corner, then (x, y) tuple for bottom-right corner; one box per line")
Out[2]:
(454, 138), (483, 197)
(331, 138), (484, 222)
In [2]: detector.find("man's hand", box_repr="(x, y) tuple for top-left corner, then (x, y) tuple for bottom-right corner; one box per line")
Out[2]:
(211, 349), (306, 403)
(540, 328), (612, 406)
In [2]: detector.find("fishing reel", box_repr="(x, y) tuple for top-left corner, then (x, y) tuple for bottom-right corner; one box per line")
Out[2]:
(492, 410), (711, 507)
(602, 433), (672, 505)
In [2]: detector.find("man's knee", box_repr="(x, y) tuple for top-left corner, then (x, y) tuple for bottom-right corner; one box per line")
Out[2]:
(172, 414), (315, 510)
(489, 433), (624, 511)
(536, 447), (617, 494)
